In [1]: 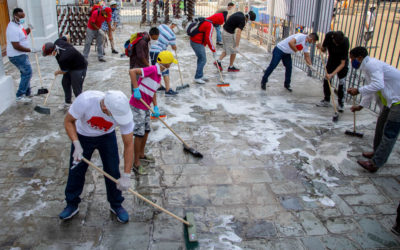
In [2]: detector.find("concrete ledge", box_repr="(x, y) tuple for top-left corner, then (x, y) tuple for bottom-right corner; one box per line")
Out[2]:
(0, 75), (15, 115)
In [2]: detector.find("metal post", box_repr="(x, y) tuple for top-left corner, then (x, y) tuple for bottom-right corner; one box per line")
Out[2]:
(309, 0), (322, 76)
(147, 0), (150, 22)
(358, 0), (370, 46)
(288, 0), (294, 35)
(267, 0), (275, 52)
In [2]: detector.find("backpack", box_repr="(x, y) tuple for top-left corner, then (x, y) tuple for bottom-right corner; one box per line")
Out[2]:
(186, 17), (212, 37)
(124, 32), (145, 57)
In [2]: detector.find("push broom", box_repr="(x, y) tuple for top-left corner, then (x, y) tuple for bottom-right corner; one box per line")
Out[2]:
(320, 52), (339, 122)
(81, 158), (198, 243)
(29, 26), (49, 95)
(175, 51), (190, 91)
(345, 97), (364, 137)
(140, 99), (203, 158)
(34, 75), (57, 115)
(214, 59), (230, 87)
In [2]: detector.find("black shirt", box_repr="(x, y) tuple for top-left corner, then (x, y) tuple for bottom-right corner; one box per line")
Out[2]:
(223, 12), (246, 34)
(322, 31), (349, 68)
(54, 37), (88, 72)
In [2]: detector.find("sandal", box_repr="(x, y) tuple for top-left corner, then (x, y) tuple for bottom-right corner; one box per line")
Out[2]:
(132, 164), (147, 175)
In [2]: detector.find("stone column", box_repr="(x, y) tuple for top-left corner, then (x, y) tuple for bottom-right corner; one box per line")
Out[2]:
(0, 44), (16, 115)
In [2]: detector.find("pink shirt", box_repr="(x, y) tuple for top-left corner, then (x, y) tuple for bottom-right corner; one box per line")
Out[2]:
(129, 64), (162, 110)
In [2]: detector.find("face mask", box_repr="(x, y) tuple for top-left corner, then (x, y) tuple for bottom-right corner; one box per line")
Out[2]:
(111, 8), (116, 11)
(352, 59), (361, 69)
(15, 16), (25, 24)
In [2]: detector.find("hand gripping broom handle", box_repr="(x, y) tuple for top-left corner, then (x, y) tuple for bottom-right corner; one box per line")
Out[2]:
(139, 99), (190, 148)
(82, 158), (190, 226)
(30, 33), (44, 88)
(320, 51), (338, 114)
(174, 51), (185, 86)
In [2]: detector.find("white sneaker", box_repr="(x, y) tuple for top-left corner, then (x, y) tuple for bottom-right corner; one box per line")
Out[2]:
(16, 96), (32, 103)
(58, 103), (71, 110)
(194, 78), (206, 84)
(316, 99), (330, 107)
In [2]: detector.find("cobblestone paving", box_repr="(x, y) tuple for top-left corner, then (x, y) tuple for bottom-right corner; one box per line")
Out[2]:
(1, 25), (399, 249)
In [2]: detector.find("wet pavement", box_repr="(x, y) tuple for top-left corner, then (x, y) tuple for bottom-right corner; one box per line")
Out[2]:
(1, 25), (400, 249)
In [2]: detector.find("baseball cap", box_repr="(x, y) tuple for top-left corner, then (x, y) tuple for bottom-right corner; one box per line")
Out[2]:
(42, 42), (55, 56)
(104, 90), (133, 125)
(157, 50), (178, 64)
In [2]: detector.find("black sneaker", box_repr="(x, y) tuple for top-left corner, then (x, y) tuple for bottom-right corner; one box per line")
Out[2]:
(165, 89), (178, 96)
(284, 85), (292, 92)
(261, 82), (266, 90)
(112, 49), (118, 54)
(99, 58), (106, 62)
(214, 61), (223, 71)
(157, 85), (166, 91)
(338, 103), (344, 113)
(216, 42), (223, 46)
(392, 223), (400, 236)
(228, 66), (240, 72)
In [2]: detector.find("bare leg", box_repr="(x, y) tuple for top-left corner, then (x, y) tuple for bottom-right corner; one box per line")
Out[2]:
(218, 51), (226, 61)
(164, 75), (170, 92)
(139, 131), (149, 158)
(134, 136), (143, 167)
(229, 54), (236, 67)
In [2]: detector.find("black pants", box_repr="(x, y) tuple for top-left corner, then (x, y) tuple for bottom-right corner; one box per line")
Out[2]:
(323, 63), (348, 105)
(62, 68), (86, 103)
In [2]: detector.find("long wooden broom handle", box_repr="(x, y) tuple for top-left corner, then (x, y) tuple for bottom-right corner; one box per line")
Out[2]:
(353, 97), (356, 132)
(174, 51), (185, 86)
(319, 51), (338, 113)
(43, 76), (57, 105)
(82, 158), (190, 226)
(30, 33), (44, 88)
(139, 99), (189, 148)
(214, 58), (225, 83)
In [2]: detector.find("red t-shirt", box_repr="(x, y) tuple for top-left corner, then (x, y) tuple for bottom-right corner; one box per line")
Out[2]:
(87, 9), (111, 30)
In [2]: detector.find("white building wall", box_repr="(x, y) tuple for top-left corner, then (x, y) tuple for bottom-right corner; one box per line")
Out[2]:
(0, 45), (15, 115)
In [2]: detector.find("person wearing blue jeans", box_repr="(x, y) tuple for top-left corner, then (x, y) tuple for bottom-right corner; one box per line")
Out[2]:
(261, 33), (318, 92)
(6, 7), (40, 103)
(60, 90), (134, 223)
(190, 40), (207, 81)
(8, 54), (32, 98)
(261, 47), (292, 90)
(347, 46), (400, 173)
(215, 25), (222, 45)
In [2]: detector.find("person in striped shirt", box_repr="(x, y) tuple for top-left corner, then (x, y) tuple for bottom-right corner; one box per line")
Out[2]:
(150, 21), (179, 96)
(129, 51), (178, 173)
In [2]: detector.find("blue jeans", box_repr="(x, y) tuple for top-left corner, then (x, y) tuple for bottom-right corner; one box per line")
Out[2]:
(65, 131), (124, 209)
(216, 25), (222, 43)
(150, 51), (169, 75)
(190, 40), (206, 79)
(261, 47), (292, 87)
(8, 54), (32, 97)
(373, 104), (400, 168)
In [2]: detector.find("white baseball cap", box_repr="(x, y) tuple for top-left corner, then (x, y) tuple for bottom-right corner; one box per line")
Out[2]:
(104, 90), (133, 125)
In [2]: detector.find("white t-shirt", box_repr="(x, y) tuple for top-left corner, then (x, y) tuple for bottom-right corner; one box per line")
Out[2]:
(277, 33), (309, 54)
(6, 22), (30, 57)
(69, 91), (134, 137)
(365, 11), (375, 32)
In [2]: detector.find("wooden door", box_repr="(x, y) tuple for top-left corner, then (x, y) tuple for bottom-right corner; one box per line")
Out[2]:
(0, 0), (9, 56)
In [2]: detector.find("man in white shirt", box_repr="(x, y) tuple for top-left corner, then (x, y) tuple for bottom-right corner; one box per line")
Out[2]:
(60, 90), (134, 223)
(6, 8), (40, 103)
(261, 33), (319, 92)
(347, 47), (400, 173)
(364, 4), (376, 45)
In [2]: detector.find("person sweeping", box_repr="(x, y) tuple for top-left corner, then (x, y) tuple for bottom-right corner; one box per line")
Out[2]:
(129, 51), (177, 173)
(347, 47), (400, 173)
(60, 90), (134, 223)
(42, 36), (88, 110)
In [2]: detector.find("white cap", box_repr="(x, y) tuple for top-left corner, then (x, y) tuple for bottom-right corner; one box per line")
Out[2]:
(104, 90), (133, 125)
(110, 1), (117, 5)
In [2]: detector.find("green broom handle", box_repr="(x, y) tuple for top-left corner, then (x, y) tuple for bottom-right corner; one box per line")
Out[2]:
(82, 158), (190, 226)
(139, 99), (190, 148)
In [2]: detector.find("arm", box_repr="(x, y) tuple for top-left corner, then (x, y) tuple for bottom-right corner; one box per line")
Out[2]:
(304, 52), (312, 65)
(129, 68), (143, 89)
(11, 42), (31, 52)
(327, 59), (345, 79)
(25, 28), (31, 35)
(121, 132), (134, 174)
(358, 68), (385, 96)
(64, 113), (78, 142)
(288, 38), (298, 53)
(235, 28), (242, 48)
(55, 70), (67, 76)
(203, 23), (216, 52)
(90, 21), (100, 30)
(171, 44), (177, 51)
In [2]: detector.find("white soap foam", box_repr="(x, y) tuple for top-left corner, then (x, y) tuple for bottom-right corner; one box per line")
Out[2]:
(200, 215), (242, 250)
(13, 200), (47, 220)
(19, 132), (60, 157)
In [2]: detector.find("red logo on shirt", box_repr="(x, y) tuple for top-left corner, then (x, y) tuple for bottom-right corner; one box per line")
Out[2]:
(22, 28), (27, 38)
(296, 44), (303, 51)
(87, 116), (113, 131)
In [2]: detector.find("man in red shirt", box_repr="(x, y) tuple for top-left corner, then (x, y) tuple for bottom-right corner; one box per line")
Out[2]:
(189, 13), (224, 84)
(83, 6), (112, 62)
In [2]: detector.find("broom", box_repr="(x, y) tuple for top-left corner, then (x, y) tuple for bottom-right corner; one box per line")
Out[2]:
(175, 50), (190, 91)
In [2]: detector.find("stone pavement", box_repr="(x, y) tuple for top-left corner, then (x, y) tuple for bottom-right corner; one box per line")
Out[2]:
(1, 25), (400, 249)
